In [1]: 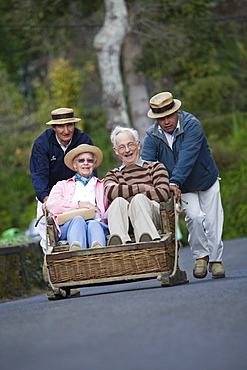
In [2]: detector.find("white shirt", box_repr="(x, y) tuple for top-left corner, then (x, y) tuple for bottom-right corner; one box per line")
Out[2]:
(55, 135), (72, 152)
(72, 177), (100, 220)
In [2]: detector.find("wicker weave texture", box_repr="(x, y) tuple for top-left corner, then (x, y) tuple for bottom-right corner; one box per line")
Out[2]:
(47, 247), (173, 284)
(160, 200), (175, 235)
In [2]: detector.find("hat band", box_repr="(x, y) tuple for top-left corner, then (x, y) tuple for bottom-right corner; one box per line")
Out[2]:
(52, 112), (74, 120)
(151, 101), (175, 114)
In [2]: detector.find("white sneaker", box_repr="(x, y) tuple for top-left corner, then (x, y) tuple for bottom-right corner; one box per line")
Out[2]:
(70, 241), (82, 251)
(91, 241), (103, 248)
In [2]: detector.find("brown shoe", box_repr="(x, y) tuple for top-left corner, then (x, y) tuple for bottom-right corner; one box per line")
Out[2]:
(193, 259), (208, 279)
(209, 262), (225, 279)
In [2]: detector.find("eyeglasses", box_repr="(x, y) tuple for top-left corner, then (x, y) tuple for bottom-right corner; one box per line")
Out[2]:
(116, 142), (137, 153)
(77, 158), (95, 164)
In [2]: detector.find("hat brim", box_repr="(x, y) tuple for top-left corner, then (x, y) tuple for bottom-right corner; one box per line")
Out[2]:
(46, 117), (81, 125)
(147, 99), (181, 119)
(64, 144), (103, 171)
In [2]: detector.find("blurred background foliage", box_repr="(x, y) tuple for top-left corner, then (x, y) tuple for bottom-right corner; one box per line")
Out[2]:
(0, 0), (246, 241)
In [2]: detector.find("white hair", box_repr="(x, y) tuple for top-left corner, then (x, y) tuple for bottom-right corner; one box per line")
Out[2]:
(110, 126), (139, 147)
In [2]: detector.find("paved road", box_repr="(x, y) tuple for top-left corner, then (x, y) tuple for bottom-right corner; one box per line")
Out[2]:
(0, 238), (246, 370)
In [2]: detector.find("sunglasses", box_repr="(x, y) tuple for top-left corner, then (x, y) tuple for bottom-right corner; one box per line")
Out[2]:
(77, 158), (95, 164)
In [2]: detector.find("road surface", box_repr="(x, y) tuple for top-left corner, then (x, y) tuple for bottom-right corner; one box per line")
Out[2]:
(0, 237), (246, 370)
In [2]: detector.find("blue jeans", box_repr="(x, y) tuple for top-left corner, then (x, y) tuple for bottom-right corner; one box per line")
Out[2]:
(59, 216), (108, 248)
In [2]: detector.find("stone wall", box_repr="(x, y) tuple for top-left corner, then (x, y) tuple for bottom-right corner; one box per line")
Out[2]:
(0, 240), (46, 301)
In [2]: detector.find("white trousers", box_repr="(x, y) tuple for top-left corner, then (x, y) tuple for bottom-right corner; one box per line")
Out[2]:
(107, 194), (161, 243)
(182, 179), (224, 262)
(36, 200), (48, 254)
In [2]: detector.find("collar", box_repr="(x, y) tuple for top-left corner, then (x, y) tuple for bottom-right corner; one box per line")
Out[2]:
(75, 173), (93, 186)
(119, 157), (144, 170)
(55, 134), (72, 152)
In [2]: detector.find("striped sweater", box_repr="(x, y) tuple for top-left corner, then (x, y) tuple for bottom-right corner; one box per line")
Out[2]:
(104, 160), (170, 203)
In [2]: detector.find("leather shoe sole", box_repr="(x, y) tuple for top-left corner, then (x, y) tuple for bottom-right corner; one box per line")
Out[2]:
(108, 234), (122, 246)
(139, 233), (152, 242)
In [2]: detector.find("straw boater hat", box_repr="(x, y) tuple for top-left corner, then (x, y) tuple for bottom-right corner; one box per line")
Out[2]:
(46, 107), (81, 125)
(147, 92), (181, 119)
(64, 144), (103, 170)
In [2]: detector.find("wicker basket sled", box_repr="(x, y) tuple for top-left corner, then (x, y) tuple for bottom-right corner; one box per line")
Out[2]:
(45, 197), (188, 297)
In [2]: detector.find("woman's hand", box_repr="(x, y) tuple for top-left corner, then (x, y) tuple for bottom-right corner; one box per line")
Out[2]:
(78, 201), (97, 210)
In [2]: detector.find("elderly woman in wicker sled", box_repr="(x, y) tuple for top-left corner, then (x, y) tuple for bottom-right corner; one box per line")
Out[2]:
(46, 144), (109, 250)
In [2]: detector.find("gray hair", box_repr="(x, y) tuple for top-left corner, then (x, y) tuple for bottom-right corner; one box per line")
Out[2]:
(110, 126), (140, 147)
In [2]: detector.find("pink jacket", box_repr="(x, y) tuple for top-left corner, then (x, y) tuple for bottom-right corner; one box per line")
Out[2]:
(46, 177), (109, 235)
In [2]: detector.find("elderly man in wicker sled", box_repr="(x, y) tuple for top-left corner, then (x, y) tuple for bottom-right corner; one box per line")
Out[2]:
(104, 126), (170, 246)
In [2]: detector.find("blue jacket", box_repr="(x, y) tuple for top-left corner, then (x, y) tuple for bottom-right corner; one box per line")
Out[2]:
(141, 111), (219, 193)
(30, 127), (94, 202)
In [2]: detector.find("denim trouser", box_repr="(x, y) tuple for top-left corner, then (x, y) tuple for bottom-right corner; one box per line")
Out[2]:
(60, 216), (108, 249)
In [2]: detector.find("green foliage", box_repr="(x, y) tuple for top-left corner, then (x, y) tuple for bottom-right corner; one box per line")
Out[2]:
(178, 213), (189, 246)
(34, 57), (99, 131)
(0, 62), (34, 233)
(0, 235), (29, 246)
(84, 109), (117, 179)
(174, 72), (247, 241)
(136, 0), (246, 93)
(221, 159), (247, 240)
(0, 62), (22, 118)
(0, 53), (114, 234)
(48, 58), (82, 107)
(35, 58), (82, 111)
(134, 0), (247, 241)
(0, 166), (36, 233)
(176, 75), (247, 175)
(181, 75), (241, 116)
(0, 0), (246, 241)
(76, 0), (105, 17)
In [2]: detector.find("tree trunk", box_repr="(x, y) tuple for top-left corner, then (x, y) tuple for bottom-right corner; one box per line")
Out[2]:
(93, 0), (130, 130)
(122, 32), (153, 143)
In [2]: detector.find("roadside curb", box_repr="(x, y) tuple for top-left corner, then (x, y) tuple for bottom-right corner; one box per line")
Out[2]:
(0, 240), (46, 301)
